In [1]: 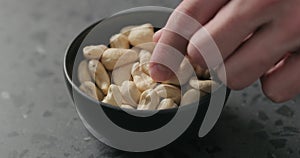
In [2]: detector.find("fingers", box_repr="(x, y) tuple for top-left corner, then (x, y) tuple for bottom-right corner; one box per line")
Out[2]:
(216, 8), (300, 90)
(150, 0), (229, 81)
(187, 0), (272, 68)
(261, 52), (300, 103)
(153, 29), (163, 42)
(216, 22), (290, 90)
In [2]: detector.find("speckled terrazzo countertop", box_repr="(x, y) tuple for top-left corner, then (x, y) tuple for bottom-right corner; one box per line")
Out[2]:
(0, 0), (299, 158)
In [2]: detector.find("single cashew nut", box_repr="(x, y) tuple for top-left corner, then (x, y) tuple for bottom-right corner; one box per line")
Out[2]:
(120, 104), (135, 109)
(181, 89), (201, 106)
(83, 45), (107, 60)
(153, 84), (181, 104)
(137, 89), (160, 110)
(102, 84), (122, 106)
(110, 34), (130, 49)
(131, 47), (141, 54)
(133, 74), (157, 92)
(131, 62), (156, 92)
(189, 78), (218, 93)
(131, 62), (143, 76)
(128, 23), (154, 46)
(157, 98), (178, 110)
(88, 60), (110, 94)
(112, 63), (133, 86)
(139, 49), (152, 75)
(164, 57), (194, 86)
(120, 25), (137, 36)
(101, 48), (138, 70)
(78, 60), (92, 84)
(120, 81), (141, 107)
(79, 81), (104, 101)
(135, 42), (156, 53)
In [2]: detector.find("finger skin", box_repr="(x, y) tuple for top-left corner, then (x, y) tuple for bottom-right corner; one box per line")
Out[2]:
(216, 9), (300, 90)
(150, 0), (228, 82)
(217, 24), (285, 90)
(153, 29), (163, 42)
(187, 0), (273, 69)
(261, 53), (300, 103)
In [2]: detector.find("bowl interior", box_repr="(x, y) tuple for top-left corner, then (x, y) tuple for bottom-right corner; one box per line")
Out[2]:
(69, 7), (189, 112)
(63, 7), (231, 149)
(65, 6), (229, 112)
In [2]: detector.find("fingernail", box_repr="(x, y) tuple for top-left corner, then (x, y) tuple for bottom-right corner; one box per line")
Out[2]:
(150, 64), (173, 81)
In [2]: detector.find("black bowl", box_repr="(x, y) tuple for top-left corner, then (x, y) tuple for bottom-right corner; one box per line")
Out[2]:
(63, 6), (230, 152)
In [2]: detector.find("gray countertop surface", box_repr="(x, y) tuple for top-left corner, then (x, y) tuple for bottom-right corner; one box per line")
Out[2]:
(0, 0), (299, 157)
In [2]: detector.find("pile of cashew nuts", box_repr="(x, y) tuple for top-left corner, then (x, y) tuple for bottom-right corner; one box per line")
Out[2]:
(77, 23), (218, 110)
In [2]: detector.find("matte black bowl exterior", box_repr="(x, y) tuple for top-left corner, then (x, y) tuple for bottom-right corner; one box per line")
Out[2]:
(63, 7), (231, 149)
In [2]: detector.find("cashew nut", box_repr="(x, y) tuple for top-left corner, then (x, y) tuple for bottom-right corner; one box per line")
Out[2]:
(128, 23), (154, 46)
(79, 81), (104, 101)
(153, 84), (181, 104)
(88, 60), (110, 94)
(189, 78), (218, 93)
(112, 63), (133, 86)
(120, 25), (137, 36)
(157, 98), (178, 110)
(137, 89), (160, 110)
(78, 23), (217, 110)
(102, 84), (122, 106)
(83, 45), (107, 60)
(131, 62), (156, 92)
(181, 89), (202, 106)
(110, 34), (130, 49)
(163, 57), (194, 86)
(120, 104), (135, 109)
(131, 62), (143, 76)
(131, 47), (141, 54)
(78, 60), (91, 84)
(139, 49), (151, 75)
(101, 48), (138, 70)
(135, 42), (156, 53)
(119, 81), (141, 107)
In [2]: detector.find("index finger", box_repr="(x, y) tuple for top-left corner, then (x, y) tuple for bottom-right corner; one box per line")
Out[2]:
(150, 0), (229, 81)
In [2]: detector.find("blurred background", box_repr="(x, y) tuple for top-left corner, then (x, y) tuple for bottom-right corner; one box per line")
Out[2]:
(0, 0), (299, 157)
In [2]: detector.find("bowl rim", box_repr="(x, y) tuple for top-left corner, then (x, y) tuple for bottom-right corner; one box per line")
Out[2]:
(63, 6), (228, 114)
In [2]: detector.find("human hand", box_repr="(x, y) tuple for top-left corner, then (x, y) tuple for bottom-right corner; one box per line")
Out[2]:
(150, 0), (300, 103)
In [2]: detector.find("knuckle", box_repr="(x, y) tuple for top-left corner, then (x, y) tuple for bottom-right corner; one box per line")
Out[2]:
(177, 0), (203, 21)
(231, 0), (281, 24)
(253, 0), (281, 12)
